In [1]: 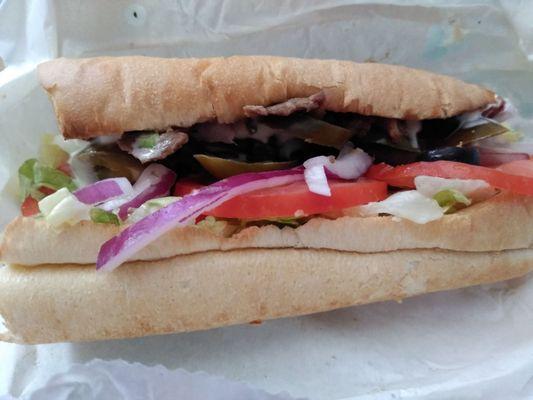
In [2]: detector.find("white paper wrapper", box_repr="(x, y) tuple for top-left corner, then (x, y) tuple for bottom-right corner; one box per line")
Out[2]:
(1, 0), (533, 399)
(1, 360), (297, 400)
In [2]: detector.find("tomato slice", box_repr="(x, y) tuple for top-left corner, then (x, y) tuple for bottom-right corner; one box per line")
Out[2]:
(21, 196), (40, 217)
(57, 162), (73, 177)
(366, 161), (533, 196)
(206, 179), (388, 219)
(496, 159), (533, 178)
(173, 179), (205, 197)
(39, 186), (56, 196)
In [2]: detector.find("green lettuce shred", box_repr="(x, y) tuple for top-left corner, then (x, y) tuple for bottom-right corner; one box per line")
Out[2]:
(18, 158), (77, 201)
(263, 217), (304, 227)
(196, 216), (235, 236)
(127, 197), (181, 223)
(34, 164), (77, 192)
(18, 159), (39, 201)
(90, 208), (120, 225)
(137, 132), (159, 149)
(433, 189), (471, 214)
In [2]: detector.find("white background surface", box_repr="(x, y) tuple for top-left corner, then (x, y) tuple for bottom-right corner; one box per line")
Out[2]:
(1, 1), (533, 399)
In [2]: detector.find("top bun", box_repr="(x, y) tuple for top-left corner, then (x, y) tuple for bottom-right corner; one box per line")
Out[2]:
(38, 56), (495, 139)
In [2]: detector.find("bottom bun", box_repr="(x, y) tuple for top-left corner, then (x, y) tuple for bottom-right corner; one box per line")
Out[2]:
(0, 247), (532, 344)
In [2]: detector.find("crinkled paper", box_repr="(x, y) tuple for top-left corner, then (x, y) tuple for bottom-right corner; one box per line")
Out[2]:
(0, 1), (532, 399)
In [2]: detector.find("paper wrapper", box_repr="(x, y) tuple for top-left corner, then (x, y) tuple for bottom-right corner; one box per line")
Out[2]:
(0, 360), (297, 400)
(1, 0), (533, 399)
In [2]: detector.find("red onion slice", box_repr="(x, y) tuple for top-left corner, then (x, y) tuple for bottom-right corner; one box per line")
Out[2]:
(74, 178), (133, 205)
(100, 164), (176, 220)
(96, 169), (304, 271)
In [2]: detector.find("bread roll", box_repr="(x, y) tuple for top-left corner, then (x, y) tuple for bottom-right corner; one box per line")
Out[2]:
(0, 247), (530, 344)
(38, 56), (495, 139)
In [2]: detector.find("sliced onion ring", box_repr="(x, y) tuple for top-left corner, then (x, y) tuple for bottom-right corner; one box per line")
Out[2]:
(74, 178), (133, 205)
(96, 168), (304, 272)
(100, 164), (176, 220)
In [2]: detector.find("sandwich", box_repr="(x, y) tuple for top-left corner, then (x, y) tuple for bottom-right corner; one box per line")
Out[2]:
(0, 56), (531, 344)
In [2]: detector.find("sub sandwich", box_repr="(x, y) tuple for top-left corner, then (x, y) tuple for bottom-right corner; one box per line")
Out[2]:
(0, 56), (532, 344)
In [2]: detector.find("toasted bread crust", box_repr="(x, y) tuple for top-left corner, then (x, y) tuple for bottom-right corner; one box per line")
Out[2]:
(38, 56), (495, 139)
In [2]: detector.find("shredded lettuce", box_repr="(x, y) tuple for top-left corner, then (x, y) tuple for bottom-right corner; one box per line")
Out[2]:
(50, 134), (96, 187)
(127, 197), (181, 223)
(414, 175), (494, 203)
(355, 175), (491, 222)
(18, 135), (90, 205)
(136, 132), (159, 149)
(196, 216), (235, 235)
(433, 189), (471, 214)
(358, 190), (444, 224)
(262, 217), (305, 227)
(34, 164), (77, 192)
(90, 208), (120, 225)
(18, 158), (77, 202)
(414, 176), (489, 198)
(129, 201), (237, 236)
(38, 188), (91, 227)
(38, 187), (71, 215)
(18, 159), (39, 201)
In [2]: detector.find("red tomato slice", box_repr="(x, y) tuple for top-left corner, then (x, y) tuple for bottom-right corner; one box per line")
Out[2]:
(57, 162), (73, 177)
(21, 196), (40, 217)
(496, 159), (533, 178)
(39, 186), (56, 196)
(173, 179), (205, 197)
(366, 161), (533, 196)
(206, 179), (388, 219)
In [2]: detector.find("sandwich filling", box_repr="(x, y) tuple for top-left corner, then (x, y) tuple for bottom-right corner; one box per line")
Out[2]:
(17, 93), (533, 271)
